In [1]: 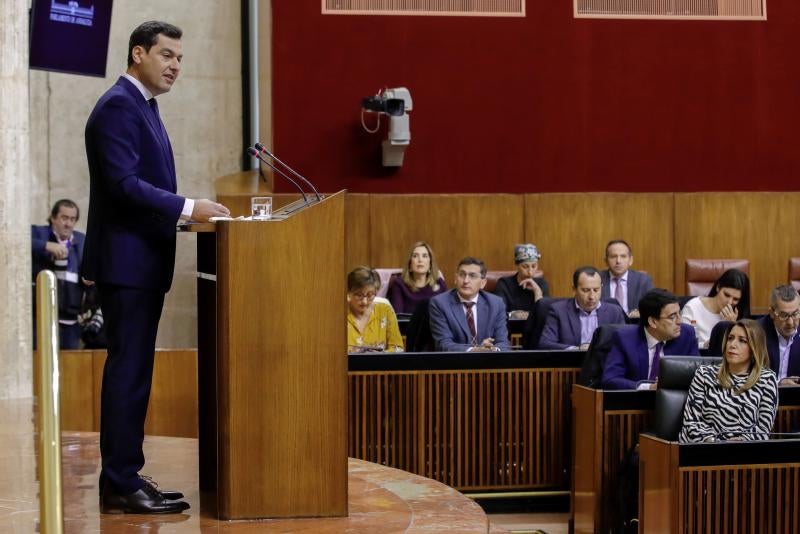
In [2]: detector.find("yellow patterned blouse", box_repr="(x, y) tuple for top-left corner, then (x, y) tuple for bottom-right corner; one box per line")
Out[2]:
(347, 300), (404, 353)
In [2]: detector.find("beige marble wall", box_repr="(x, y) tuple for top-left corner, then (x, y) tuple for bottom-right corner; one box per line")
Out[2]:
(29, 1), (245, 348)
(0, 0), (33, 399)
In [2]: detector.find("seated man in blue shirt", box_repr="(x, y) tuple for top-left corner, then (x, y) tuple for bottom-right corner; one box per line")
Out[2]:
(602, 289), (700, 390)
(429, 257), (510, 352)
(757, 284), (800, 386)
(539, 266), (626, 350)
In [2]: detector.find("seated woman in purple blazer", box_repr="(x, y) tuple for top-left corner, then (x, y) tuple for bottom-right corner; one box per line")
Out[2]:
(386, 241), (448, 314)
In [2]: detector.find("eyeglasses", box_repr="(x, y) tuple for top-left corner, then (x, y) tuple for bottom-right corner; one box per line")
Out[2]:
(457, 271), (484, 281)
(351, 292), (376, 302)
(772, 309), (800, 322)
(658, 312), (681, 322)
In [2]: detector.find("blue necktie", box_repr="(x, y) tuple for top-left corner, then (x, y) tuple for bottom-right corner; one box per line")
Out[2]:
(649, 342), (664, 381)
(148, 98), (168, 144)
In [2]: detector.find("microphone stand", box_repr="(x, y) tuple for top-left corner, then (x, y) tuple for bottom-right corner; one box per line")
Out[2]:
(254, 143), (322, 201)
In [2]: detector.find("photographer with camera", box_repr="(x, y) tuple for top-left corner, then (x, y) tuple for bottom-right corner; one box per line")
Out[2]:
(31, 198), (88, 349)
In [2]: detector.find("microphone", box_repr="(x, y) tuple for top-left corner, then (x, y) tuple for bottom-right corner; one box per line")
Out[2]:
(253, 143), (321, 201)
(247, 147), (308, 203)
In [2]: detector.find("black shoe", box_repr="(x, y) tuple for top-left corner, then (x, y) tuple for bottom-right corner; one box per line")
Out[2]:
(140, 475), (185, 500)
(101, 483), (190, 514)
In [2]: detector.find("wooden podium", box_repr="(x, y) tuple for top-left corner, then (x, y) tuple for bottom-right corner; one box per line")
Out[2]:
(190, 190), (347, 520)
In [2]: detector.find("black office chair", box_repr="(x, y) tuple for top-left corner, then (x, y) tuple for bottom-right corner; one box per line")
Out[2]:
(651, 356), (722, 441)
(405, 299), (434, 352)
(577, 323), (636, 388)
(522, 297), (566, 349)
(706, 320), (734, 357)
(677, 295), (694, 310)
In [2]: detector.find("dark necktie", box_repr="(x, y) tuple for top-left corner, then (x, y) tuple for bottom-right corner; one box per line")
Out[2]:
(464, 302), (477, 345)
(649, 342), (664, 381)
(148, 98), (168, 142)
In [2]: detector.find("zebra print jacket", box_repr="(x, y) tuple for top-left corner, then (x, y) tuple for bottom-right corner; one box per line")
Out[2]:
(679, 364), (778, 443)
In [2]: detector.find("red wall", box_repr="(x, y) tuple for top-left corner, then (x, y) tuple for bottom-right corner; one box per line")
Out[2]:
(272, 2), (800, 193)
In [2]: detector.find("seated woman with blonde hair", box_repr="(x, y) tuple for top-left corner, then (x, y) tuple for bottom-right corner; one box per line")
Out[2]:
(347, 266), (404, 353)
(386, 241), (447, 314)
(679, 319), (778, 443)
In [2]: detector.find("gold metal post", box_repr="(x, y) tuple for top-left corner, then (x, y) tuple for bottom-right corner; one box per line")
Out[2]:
(36, 270), (64, 534)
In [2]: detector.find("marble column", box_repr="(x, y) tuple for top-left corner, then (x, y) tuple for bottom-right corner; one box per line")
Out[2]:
(0, 0), (32, 399)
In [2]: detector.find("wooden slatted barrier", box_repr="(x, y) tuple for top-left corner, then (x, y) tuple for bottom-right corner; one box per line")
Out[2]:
(640, 435), (800, 533)
(348, 351), (582, 492)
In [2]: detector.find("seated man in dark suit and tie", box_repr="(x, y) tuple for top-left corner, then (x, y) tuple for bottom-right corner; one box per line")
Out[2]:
(429, 257), (511, 352)
(31, 199), (86, 349)
(539, 266), (627, 350)
(602, 289), (700, 390)
(757, 285), (800, 386)
(599, 239), (653, 319)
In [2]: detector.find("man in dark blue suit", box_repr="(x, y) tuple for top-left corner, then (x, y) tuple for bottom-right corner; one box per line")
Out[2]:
(31, 199), (85, 349)
(757, 285), (800, 386)
(599, 239), (653, 319)
(539, 266), (627, 350)
(602, 289), (700, 390)
(429, 257), (511, 351)
(83, 21), (229, 514)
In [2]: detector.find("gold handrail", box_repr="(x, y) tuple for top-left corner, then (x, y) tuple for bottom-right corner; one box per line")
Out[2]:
(36, 270), (64, 534)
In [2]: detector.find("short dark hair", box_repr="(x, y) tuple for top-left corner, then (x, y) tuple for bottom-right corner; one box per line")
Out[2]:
(49, 199), (79, 222)
(457, 257), (487, 278)
(347, 266), (381, 293)
(638, 289), (679, 326)
(127, 21), (183, 67)
(605, 239), (632, 257)
(709, 268), (751, 319)
(572, 266), (600, 287)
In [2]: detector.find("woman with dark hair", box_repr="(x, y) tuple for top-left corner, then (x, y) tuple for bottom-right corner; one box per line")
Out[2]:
(347, 266), (404, 353)
(681, 268), (750, 348)
(386, 241), (447, 314)
(679, 319), (778, 443)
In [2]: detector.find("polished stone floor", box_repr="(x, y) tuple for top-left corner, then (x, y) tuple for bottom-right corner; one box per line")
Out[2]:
(1, 398), (496, 533)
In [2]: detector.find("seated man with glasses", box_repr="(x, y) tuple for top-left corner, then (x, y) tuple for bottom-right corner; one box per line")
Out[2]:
(757, 285), (800, 386)
(429, 257), (511, 352)
(602, 289), (700, 390)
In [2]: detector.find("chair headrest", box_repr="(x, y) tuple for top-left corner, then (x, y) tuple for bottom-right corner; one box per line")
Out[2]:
(658, 356), (722, 390)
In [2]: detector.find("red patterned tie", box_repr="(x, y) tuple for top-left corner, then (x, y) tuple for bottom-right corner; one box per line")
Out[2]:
(464, 302), (477, 345)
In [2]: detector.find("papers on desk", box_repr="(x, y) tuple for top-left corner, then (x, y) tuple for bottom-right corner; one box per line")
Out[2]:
(208, 216), (278, 222)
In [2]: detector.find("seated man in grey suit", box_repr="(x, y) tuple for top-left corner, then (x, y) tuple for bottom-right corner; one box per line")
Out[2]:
(757, 285), (800, 386)
(602, 289), (700, 390)
(539, 266), (626, 350)
(600, 239), (653, 319)
(429, 257), (511, 352)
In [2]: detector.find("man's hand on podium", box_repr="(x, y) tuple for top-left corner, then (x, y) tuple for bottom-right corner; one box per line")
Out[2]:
(192, 199), (230, 223)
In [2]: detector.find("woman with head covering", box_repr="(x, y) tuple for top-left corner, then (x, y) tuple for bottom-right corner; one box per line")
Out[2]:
(494, 243), (550, 319)
(347, 266), (404, 353)
(386, 241), (447, 314)
(679, 319), (778, 443)
(681, 268), (751, 348)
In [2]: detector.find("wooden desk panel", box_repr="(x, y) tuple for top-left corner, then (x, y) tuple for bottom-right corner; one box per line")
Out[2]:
(349, 352), (581, 492)
(573, 385), (800, 534)
(640, 435), (800, 534)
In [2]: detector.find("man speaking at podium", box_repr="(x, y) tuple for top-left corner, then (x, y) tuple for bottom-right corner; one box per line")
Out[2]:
(82, 21), (229, 514)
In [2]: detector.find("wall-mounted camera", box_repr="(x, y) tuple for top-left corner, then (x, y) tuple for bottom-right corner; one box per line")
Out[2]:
(361, 87), (413, 167)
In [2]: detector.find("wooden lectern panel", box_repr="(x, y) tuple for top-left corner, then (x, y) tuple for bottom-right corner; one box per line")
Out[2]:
(216, 192), (347, 519)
